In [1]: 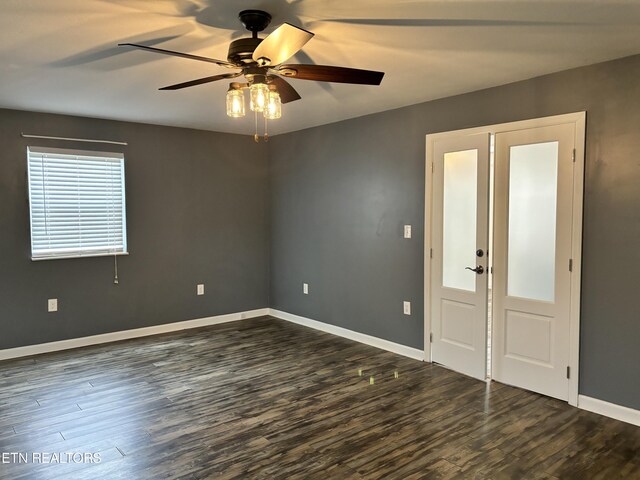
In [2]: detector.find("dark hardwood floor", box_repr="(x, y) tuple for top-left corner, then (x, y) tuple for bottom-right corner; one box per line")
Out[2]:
(0, 316), (638, 479)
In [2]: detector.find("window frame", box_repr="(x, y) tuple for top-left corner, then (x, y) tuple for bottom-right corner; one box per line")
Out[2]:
(26, 146), (128, 261)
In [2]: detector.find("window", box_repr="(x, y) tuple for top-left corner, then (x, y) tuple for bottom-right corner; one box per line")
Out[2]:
(27, 147), (127, 260)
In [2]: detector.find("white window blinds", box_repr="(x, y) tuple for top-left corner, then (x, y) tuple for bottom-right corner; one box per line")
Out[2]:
(27, 147), (127, 260)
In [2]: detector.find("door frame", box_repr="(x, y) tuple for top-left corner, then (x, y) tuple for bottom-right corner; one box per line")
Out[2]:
(424, 112), (586, 406)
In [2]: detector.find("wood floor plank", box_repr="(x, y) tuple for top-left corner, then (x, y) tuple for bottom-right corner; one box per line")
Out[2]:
(0, 316), (638, 479)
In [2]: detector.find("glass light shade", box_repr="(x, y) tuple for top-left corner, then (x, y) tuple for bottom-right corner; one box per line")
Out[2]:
(250, 83), (269, 112)
(264, 91), (282, 120)
(226, 88), (245, 118)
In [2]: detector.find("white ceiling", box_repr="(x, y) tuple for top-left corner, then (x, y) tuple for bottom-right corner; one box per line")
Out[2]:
(1, 0), (640, 135)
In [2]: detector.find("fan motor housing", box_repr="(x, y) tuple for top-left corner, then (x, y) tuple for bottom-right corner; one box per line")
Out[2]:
(227, 37), (262, 65)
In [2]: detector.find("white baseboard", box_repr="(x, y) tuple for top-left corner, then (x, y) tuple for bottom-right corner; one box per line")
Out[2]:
(2, 307), (424, 363)
(269, 308), (425, 361)
(0, 308), (270, 361)
(578, 395), (640, 427)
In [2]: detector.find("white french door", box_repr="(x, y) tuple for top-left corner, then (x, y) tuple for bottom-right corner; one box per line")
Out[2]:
(491, 124), (575, 401)
(426, 113), (584, 403)
(430, 134), (490, 381)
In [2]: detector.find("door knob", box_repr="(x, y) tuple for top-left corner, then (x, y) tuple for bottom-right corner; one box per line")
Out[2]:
(465, 266), (484, 274)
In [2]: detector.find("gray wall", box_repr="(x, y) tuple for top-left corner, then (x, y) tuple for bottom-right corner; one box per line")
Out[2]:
(0, 109), (269, 349)
(2, 54), (639, 411)
(269, 54), (640, 410)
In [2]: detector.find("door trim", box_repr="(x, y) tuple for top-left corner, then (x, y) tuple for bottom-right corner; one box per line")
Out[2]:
(424, 112), (586, 406)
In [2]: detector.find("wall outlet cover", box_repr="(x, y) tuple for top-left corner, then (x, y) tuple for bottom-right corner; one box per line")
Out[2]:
(404, 225), (412, 239)
(197, 284), (205, 295)
(303, 283), (309, 295)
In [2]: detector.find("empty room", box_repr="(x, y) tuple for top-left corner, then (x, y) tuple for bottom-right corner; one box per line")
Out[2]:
(1, 1), (639, 478)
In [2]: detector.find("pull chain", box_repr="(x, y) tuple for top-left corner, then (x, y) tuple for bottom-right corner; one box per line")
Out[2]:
(113, 254), (119, 285)
(264, 115), (269, 142)
(254, 111), (259, 143)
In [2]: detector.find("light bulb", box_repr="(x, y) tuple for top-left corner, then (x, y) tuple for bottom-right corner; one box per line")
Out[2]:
(250, 83), (269, 112)
(226, 88), (245, 118)
(264, 90), (282, 119)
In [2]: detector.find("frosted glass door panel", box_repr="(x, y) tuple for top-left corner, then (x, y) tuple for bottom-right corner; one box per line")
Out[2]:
(443, 149), (477, 292)
(431, 133), (489, 381)
(493, 120), (577, 401)
(507, 142), (558, 301)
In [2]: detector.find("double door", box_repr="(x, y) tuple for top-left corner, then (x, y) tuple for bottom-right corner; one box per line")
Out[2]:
(429, 118), (581, 401)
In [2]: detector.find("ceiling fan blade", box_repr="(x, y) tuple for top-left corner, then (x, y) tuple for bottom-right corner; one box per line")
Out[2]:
(159, 72), (241, 90)
(268, 76), (301, 103)
(252, 23), (314, 66)
(119, 43), (237, 68)
(275, 65), (384, 85)
(323, 18), (574, 27)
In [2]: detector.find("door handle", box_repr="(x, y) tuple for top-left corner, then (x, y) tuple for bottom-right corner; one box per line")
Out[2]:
(465, 266), (484, 274)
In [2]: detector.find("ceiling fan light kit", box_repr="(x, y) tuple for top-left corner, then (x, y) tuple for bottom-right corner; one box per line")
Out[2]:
(119, 9), (384, 139)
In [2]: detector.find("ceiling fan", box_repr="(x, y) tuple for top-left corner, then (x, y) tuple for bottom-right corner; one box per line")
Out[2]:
(119, 9), (384, 130)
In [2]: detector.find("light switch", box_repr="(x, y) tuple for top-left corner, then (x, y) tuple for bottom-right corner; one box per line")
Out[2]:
(403, 301), (411, 315)
(48, 298), (58, 312)
(197, 284), (205, 296)
(404, 225), (412, 239)
(303, 283), (309, 295)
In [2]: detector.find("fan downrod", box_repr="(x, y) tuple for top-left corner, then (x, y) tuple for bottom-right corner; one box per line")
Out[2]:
(228, 10), (273, 65)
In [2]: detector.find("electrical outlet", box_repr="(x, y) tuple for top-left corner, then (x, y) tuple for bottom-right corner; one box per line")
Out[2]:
(404, 225), (412, 239)
(48, 298), (58, 312)
(197, 284), (205, 296)
(303, 283), (309, 295)
(403, 301), (411, 315)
